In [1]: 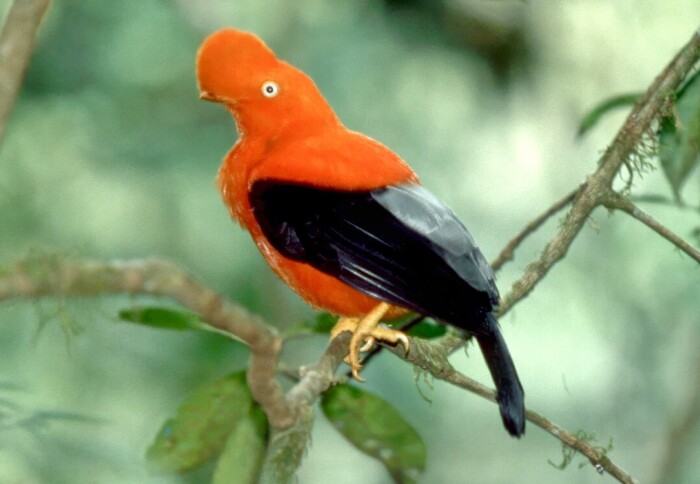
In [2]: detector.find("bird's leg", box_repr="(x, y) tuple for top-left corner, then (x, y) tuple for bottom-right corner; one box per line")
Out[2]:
(330, 302), (410, 381)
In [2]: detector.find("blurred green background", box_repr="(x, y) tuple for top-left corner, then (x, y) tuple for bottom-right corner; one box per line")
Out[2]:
(1, 0), (699, 482)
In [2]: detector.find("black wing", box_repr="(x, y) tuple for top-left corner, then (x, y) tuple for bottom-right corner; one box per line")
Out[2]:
(250, 181), (499, 332)
(251, 180), (526, 436)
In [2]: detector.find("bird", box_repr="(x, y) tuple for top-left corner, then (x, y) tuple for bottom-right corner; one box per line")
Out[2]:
(196, 28), (525, 437)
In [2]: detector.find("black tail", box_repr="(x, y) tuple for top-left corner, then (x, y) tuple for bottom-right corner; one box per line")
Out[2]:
(475, 313), (525, 437)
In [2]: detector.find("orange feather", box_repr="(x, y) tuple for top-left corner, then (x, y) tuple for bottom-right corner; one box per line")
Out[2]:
(197, 28), (417, 317)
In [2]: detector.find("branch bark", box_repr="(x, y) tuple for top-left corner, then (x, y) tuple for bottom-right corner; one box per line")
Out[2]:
(0, 0), (51, 153)
(602, 191), (700, 263)
(491, 187), (580, 272)
(0, 257), (294, 428)
(385, 338), (639, 483)
(259, 405), (314, 484)
(285, 332), (350, 407)
(497, 27), (700, 315)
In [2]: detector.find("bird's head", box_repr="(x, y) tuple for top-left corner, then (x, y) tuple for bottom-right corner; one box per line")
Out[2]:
(196, 29), (338, 138)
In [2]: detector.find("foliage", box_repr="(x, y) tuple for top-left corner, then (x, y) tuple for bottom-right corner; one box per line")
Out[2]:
(658, 69), (700, 203)
(321, 384), (426, 483)
(146, 371), (268, 479)
(212, 404), (268, 484)
(577, 93), (642, 137)
(119, 306), (210, 331)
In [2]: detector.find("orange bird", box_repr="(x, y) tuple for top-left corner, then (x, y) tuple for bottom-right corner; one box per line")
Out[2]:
(197, 29), (525, 436)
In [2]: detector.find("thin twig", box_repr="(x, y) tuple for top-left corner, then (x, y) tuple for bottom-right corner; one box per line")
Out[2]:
(526, 409), (637, 484)
(0, 0), (51, 152)
(0, 256), (295, 428)
(385, 337), (639, 484)
(498, 27), (700, 315)
(491, 187), (580, 272)
(603, 191), (700, 264)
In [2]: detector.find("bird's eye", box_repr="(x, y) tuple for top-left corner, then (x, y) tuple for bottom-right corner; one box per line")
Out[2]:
(261, 81), (279, 98)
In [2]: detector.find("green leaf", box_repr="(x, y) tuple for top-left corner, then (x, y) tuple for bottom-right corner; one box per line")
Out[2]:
(629, 193), (676, 205)
(405, 319), (446, 339)
(658, 69), (700, 202)
(282, 312), (338, 339)
(118, 306), (208, 331)
(321, 384), (426, 483)
(307, 312), (338, 333)
(213, 405), (268, 484)
(146, 371), (254, 473)
(577, 93), (642, 137)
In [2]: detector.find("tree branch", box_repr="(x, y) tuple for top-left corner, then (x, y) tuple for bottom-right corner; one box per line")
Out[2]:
(0, 256), (295, 428)
(384, 337), (639, 483)
(256, 335), (353, 484)
(491, 187), (580, 272)
(259, 405), (314, 484)
(0, 0), (51, 152)
(285, 332), (350, 408)
(525, 408), (636, 484)
(498, 27), (700, 315)
(602, 191), (700, 264)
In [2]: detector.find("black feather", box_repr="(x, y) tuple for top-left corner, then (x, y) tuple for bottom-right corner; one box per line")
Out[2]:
(477, 313), (525, 437)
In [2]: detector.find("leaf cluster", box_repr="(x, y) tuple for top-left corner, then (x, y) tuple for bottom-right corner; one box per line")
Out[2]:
(121, 306), (428, 482)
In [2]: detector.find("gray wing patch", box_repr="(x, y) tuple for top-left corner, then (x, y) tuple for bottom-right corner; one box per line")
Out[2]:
(372, 183), (499, 303)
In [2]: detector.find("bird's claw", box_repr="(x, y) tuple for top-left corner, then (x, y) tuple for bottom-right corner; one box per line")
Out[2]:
(359, 336), (376, 353)
(331, 303), (410, 381)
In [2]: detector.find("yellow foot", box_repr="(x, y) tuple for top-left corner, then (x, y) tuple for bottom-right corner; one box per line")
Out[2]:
(330, 303), (410, 381)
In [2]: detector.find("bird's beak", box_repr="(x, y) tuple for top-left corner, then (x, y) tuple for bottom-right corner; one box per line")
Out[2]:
(200, 90), (237, 108)
(199, 90), (218, 102)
